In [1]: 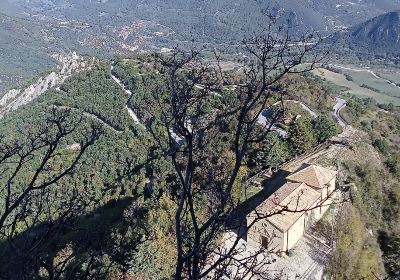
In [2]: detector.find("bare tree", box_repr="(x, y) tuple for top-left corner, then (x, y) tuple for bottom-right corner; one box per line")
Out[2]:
(147, 18), (334, 279)
(0, 107), (156, 279)
(0, 108), (101, 231)
(0, 108), (111, 278)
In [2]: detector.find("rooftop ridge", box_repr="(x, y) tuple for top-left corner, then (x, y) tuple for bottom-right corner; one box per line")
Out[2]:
(286, 164), (337, 189)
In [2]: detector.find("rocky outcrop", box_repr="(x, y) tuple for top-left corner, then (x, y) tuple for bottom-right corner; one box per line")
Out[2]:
(0, 52), (94, 118)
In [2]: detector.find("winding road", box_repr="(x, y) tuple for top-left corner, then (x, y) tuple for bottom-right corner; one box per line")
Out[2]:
(257, 100), (318, 137)
(54, 105), (124, 133)
(257, 97), (348, 136)
(110, 65), (145, 129)
(331, 97), (347, 128)
(110, 65), (187, 143)
(110, 65), (348, 140)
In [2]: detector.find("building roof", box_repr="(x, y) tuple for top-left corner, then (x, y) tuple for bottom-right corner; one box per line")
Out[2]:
(266, 183), (321, 232)
(247, 164), (338, 232)
(252, 181), (303, 216)
(286, 164), (337, 189)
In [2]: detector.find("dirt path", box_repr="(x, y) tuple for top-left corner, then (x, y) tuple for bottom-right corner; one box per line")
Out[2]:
(54, 105), (124, 133)
(110, 65), (145, 129)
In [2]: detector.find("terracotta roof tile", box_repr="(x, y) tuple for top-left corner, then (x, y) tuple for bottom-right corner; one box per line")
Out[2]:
(266, 183), (321, 231)
(248, 164), (337, 232)
(252, 182), (303, 216)
(286, 164), (337, 189)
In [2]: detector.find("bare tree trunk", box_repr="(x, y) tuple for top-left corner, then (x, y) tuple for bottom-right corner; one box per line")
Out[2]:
(148, 18), (328, 279)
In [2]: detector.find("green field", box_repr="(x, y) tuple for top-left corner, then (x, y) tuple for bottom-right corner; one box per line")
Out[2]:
(312, 68), (400, 106)
(340, 69), (400, 98)
(378, 72), (400, 85)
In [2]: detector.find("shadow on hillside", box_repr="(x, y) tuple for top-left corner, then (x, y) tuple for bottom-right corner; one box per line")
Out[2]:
(0, 197), (147, 279)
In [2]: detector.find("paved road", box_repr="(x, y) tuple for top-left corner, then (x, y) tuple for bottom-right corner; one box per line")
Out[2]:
(257, 100), (318, 137)
(257, 110), (287, 137)
(331, 97), (347, 128)
(290, 100), (318, 119)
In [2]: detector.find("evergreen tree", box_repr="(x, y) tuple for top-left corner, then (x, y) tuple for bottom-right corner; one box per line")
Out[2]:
(287, 117), (317, 154)
(379, 231), (400, 278)
(313, 115), (338, 143)
(251, 133), (290, 169)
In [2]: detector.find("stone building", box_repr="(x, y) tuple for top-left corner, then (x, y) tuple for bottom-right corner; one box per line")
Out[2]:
(247, 164), (337, 253)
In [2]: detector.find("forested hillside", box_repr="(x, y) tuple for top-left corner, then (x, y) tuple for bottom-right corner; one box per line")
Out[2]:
(0, 43), (347, 278)
(0, 61), (169, 278)
(1, 5), (400, 276)
(329, 10), (400, 62)
(323, 97), (400, 279)
(0, 54), (399, 279)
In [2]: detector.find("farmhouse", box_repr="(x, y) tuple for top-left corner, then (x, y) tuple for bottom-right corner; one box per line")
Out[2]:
(247, 164), (337, 253)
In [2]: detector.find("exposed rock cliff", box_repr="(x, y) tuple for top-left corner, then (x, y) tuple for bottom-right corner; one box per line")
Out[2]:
(0, 52), (94, 118)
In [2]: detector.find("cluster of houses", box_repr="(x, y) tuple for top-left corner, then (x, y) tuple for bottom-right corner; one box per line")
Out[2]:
(246, 164), (338, 253)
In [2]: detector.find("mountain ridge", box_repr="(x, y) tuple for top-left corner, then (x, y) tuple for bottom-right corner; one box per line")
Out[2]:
(2, 0), (400, 91)
(351, 10), (400, 45)
(330, 9), (400, 57)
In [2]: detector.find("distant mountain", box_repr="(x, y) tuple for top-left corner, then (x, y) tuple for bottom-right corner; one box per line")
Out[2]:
(2, 0), (400, 91)
(329, 10), (400, 58)
(6, 0), (400, 35)
(351, 10), (400, 50)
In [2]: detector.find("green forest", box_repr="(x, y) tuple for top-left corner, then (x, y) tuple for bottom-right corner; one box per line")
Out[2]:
(0, 47), (399, 279)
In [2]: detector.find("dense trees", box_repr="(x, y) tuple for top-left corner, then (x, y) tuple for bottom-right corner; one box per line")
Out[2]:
(0, 49), (346, 279)
(249, 133), (290, 170)
(287, 118), (317, 154)
(0, 65), (165, 279)
(143, 21), (324, 277)
(286, 115), (337, 155)
(109, 41), (348, 278)
(341, 95), (376, 124)
(0, 15), (357, 279)
(0, 108), (115, 278)
(57, 64), (134, 131)
(313, 115), (338, 143)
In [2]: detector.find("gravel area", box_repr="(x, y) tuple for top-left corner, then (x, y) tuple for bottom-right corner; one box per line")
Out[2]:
(262, 234), (331, 280)
(220, 232), (331, 280)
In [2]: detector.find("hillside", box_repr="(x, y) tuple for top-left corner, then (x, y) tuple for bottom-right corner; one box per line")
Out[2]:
(1, 2), (400, 279)
(8, 0), (400, 34)
(0, 52), (347, 279)
(350, 10), (400, 52)
(0, 46), (399, 278)
(327, 10), (400, 65)
(352, 10), (400, 42)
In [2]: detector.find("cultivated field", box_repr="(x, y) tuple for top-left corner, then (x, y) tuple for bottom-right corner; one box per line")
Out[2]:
(312, 68), (400, 106)
(378, 72), (400, 86)
(340, 69), (400, 98)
